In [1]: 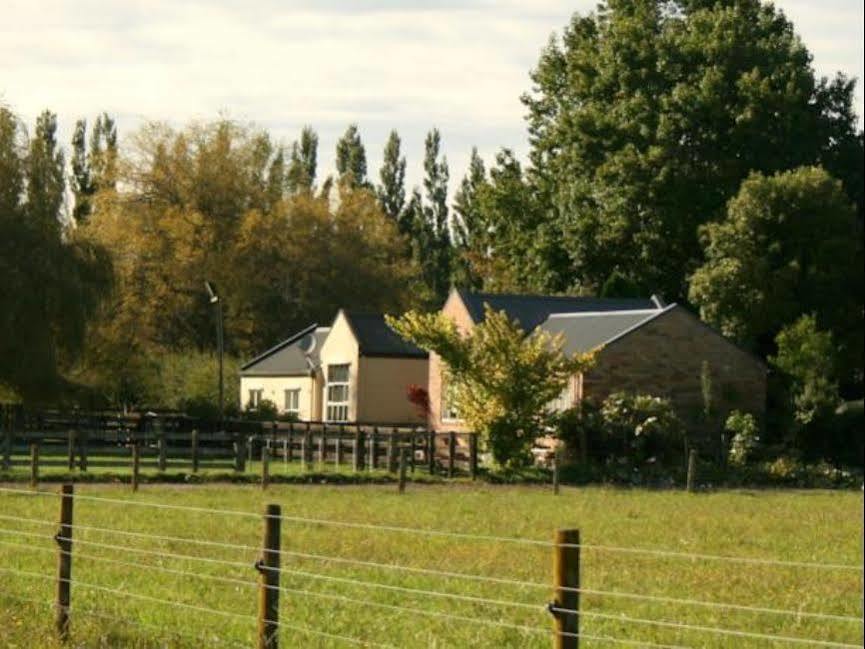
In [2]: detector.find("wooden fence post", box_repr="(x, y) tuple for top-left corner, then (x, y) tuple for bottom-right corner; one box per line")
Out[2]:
(30, 441), (39, 488)
(67, 430), (76, 472)
(286, 423), (294, 464)
(398, 447), (408, 494)
(257, 504), (281, 649)
(370, 427), (379, 470)
(552, 447), (560, 495)
(469, 433), (478, 480)
(336, 425), (344, 468)
(552, 529), (580, 649)
(157, 432), (167, 473)
(234, 434), (247, 473)
(352, 428), (363, 472)
(387, 430), (396, 473)
(318, 431), (326, 468)
(55, 484), (74, 641)
(191, 430), (199, 473)
(687, 449), (698, 493)
(428, 431), (436, 475)
(2, 413), (11, 471)
(261, 446), (270, 491)
(131, 441), (140, 492)
(78, 431), (88, 472)
(409, 433), (417, 474)
(447, 432), (456, 478)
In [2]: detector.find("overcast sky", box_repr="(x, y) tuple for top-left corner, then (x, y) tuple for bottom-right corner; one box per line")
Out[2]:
(3, 0), (863, 195)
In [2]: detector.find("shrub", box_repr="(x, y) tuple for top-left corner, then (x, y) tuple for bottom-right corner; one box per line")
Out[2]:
(552, 400), (605, 463)
(243, 399), (278, 421)
(600, 392), (685, 470)
(726, 410), (760, 466)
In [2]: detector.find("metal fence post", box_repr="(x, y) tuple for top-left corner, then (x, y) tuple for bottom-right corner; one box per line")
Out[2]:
(552, 529), (580, 649)
(55, 484), (74, 641)
(257, 504), (281, 649)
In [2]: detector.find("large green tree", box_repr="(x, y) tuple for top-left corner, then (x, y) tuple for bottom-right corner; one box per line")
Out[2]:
(421, 128), (451, 303)
(689, 166), (863, 393)
(520, 0), (863, 298)
(287, 125), (318, 193)
(451, 147), (486, 289)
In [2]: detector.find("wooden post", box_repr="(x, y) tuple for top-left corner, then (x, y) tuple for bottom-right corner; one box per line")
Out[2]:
(370, 427), (379, 470)
(409, 433), (417, 474)
(286, 424), (294, 464)
(352, 429), (363, 472)
(257, 504), (281, 649)
(261, 445), (270, 491)
(2, 416), (11, 472)
(55, 484), (74, 641)
(428, 431), (436, 475)
(131, 441), (140, 492)
(387, 430), (396, 473)
(191, 430), (199, 473)
(447, 432), (455, 478)
(157, 432), (167, 472)
(469, 433), (478, 481)
(234, 435), (247, 473)
(78, 431), (88, 472)
(398, 447), (408, 494)
(318, 431), (326, 468)
(30, 441), (39, 488)
(67, 430), (76, 472)
(687, 449), (698, 493)
(552, 448), (560, 495)
(335, 424), (344, 468)
(552, 529), (580, 649)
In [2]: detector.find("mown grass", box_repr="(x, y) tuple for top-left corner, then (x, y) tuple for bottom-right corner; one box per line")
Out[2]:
(0, 483), (862, 648)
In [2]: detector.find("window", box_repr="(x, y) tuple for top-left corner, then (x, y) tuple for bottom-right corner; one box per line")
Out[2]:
(284, 389), (301, 416)
(325, 364), (350, 422)
(248, 389), (263, 409)
(441, 380), (461, 422)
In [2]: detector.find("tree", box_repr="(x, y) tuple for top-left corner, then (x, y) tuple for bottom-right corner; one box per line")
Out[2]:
(451, 147), (486, 289)
(422, 128), (451, 302)
(287, 126), (317, 193)
(387, 305), (594, 468)
(26, 110), (65, 229)
(335, 124), (367, 187)
(521, 0), (863, 298)
(70, 119), (94, 224)
(689, 167), (863, 393)
(0, 107), (112, 399)
(377, 130), (406, 222)
(771, 315), (840, 426)
(89, 112), (118, 192)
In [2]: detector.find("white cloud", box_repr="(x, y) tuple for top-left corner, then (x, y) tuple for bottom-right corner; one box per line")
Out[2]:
(2, 0), (861, 195)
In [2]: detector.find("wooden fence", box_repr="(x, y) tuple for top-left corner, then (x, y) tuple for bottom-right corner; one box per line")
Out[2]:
(0, 404), (479, 480)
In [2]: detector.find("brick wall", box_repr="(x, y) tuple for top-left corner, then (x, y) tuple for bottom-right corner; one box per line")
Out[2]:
(583, 306), (766, 443)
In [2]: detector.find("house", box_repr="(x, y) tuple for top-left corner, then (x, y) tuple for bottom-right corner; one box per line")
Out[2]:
(428, 289), (766, 434)
(239, 310), (428, 423)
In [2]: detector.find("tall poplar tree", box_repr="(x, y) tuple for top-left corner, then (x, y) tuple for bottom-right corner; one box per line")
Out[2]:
(422, 128), (451, 302)
(335, 124), (368, 188)
(26, 110), (65, 228)
(287, 126), (318, 192)
(70, 119), (94, 224)
(377, 130), (406, 223)
(451, 147), (486, 289)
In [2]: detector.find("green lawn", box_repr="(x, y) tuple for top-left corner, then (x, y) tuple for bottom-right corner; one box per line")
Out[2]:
(0, 483), (862, 648)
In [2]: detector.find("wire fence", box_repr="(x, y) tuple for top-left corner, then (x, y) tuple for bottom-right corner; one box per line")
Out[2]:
(0, 484), (862, 648)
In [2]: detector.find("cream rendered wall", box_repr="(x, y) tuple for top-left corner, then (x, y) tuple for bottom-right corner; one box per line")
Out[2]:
(428, 289), (475, 432)
(357, 356), (429, 424)
(238, 375), (317, 419)
(318, 311), (360, 421)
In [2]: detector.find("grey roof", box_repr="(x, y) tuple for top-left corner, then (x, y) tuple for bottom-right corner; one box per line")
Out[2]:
(240, 324), (330, 376)
(539, 306), (673, 355)
(342, 311), (428, 358)
(457, 289), (659, 332)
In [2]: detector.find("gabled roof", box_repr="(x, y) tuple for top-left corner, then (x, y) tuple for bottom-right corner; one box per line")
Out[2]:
(240, 324), (330, 376)
(341, 311), (428, 359)
(456, 289), (659, 332)
(539, 306), (675, 354)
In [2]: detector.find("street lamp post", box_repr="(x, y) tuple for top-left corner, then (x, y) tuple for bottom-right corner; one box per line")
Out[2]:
(204, 281), (224, 428)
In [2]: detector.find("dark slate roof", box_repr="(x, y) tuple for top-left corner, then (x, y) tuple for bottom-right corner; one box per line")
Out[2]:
(457, 289), (660, 332)
(240, 324), (330, 376)
(342, 311), (428, 358)
(539, 306), (674, 355)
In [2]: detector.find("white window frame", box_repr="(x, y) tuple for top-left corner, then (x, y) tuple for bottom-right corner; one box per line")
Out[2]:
(325, 364), (350, 422)
(441, 378), (462, 423)
(284, 388), (301, 416)
(248, 389), (264, 409)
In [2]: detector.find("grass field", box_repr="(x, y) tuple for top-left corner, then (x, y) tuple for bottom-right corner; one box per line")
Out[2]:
(0, 483), (862, 648)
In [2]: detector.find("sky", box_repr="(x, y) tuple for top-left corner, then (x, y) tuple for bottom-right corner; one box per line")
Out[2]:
(2, 0), (863, 195)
